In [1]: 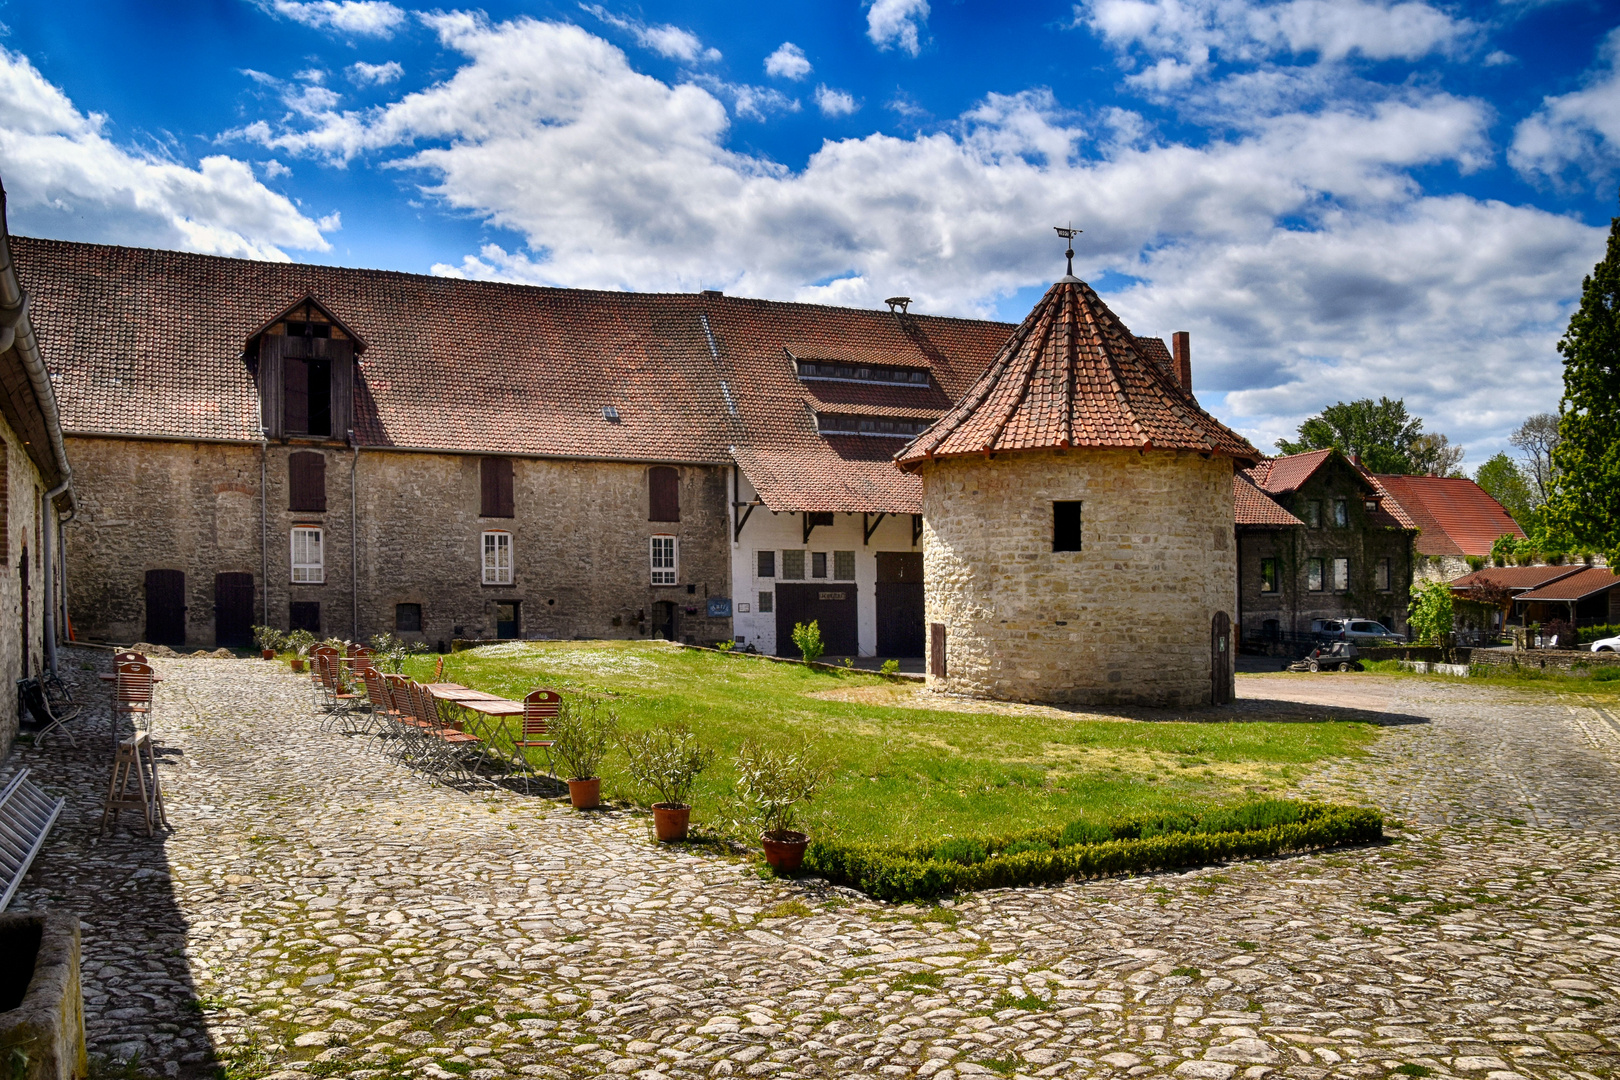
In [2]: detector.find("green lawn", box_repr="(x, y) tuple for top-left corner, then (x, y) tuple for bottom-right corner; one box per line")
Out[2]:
(1360, 658), (1620, 697)
(403, 641), (1379, 845)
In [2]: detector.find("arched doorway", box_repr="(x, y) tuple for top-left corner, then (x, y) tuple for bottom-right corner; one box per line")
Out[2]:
(1211, 610), (1233, 705)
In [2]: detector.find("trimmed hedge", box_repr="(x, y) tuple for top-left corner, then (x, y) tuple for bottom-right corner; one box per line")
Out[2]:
(802, 800), (1383, 902)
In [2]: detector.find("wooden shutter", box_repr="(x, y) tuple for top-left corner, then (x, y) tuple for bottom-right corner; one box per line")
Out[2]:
(649, 467), (679, 522)
(289, 452), (327, 512)
(284, 354), (310, 435)
(325, 338), (355, 438)
(258, 336), (285, 438)
(481, 457), (514, 518)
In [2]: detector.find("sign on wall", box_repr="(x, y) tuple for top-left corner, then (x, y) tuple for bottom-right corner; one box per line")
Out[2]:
(707, 597), (732, 617)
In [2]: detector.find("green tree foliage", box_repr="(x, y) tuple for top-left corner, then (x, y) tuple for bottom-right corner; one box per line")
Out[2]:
(1407, 580), (1455, 645)
(791, 619), (825, 664)
(1276, 397), (1453, 475)
(1474, 453), (1536, 526)
(1546, 202), (1620, 564)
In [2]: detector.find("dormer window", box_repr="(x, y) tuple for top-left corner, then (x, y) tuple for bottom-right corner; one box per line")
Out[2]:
(816, 413), (934, 438)
(251, 297), (364, 442)
(796, 359), (929, 385)
(784, 344), (932, 387)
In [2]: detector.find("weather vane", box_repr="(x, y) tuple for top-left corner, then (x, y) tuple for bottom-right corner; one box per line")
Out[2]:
(1054, 223), (1081, 278)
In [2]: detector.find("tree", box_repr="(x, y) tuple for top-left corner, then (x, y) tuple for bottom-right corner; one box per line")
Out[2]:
(1407, 580), (1454, 645)
(1474, 453), (1536, 526)
(1276, 397), (1441, 474)
(1545, 199), (1620, 563)
(1410, 432), (1465, 477)
(1509, 413), (1561, 505)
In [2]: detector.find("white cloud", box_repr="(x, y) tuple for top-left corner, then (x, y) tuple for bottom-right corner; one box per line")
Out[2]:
(349, 60), (404, 85)
(0, 46), (330, 259)
(814, 85), (860, 117)
(581, 5), (720, 63)
(764, 43), (811, 81)
(867, 0), (930, 56)
(270, 0), (406, 37)
(261, 158), (292, 178)
(1076, 0), (1476, 84)
(694, 77), (800, 121)
(1510, 28), (1620, 184)
(237, 13), (1595, 453)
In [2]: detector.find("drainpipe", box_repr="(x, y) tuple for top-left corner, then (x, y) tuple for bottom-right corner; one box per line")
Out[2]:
(350, 430), (359, 641)
(260, 433), (269, 626)
(41, 479), (69, 673)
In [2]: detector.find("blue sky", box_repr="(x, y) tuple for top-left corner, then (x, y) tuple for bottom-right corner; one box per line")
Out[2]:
(3, 0), (1618, 464)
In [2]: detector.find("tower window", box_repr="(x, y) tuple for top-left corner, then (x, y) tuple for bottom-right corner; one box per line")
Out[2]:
(1053, 501), (1083, 552)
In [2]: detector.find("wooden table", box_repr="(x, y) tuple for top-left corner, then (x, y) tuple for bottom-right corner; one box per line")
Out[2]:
(427, 683), (525, 775)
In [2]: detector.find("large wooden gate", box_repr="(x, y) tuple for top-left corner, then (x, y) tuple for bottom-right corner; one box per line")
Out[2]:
(875, 552), (925, 657)
(775, 584), (858, 657)
(144, 569), (187, 647)
(213, 573), (255, 648)
(1211, 610), (1234, 705)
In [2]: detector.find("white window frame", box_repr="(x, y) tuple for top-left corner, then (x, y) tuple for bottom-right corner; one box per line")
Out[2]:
(482, 530), (514, 585)
(291, 527), (324, 584)
(651, 534), (678, 586)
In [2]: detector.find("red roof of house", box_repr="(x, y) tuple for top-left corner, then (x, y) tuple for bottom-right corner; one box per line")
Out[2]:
(1239, 450), (1416, 531)
(1372, 474), (1525, 557)
(14, 236), (1013, 511)
(895, 277), (1258, 469)
(1234, 474), (1305, 527)
(1448, 565), (1585, 592)
(1514, 567), (1620, 602)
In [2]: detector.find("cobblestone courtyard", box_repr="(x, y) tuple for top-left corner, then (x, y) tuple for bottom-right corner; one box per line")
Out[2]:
(4, 649), (1618, 1080)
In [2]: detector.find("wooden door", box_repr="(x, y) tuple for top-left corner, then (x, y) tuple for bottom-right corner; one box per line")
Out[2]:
(929, 622), (946, 678)
(1211, 610), (1233, 705)
(653, 601), (678, 641)
(875, 551), (925, 656)
(774, 584), (858, 657)
(144, 569), (187, 647)
(214, 573), (255, 648)
(495, 601), (520, 640)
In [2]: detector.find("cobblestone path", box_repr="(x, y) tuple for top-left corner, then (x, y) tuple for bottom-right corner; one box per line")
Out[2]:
(4, 651), (1618, 1080)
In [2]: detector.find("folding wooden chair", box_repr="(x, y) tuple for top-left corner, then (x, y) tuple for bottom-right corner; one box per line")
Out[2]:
(382, 674), (438, 766)
(513, 689), (561, 793)
(113, 662), (155, 740)
(309, 646), (340, 711)
(414, 682), (482, 783)
(113, 651), (148, 666)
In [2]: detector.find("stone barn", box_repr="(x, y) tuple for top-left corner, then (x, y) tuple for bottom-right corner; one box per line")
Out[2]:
(896, 271), (1261, 707)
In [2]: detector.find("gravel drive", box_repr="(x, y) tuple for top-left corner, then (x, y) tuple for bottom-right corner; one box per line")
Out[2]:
(3, 649), (1616, 1080)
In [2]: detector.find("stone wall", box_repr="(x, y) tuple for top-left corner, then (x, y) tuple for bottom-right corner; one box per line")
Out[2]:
(0, 413), (47, 758)
(919, 448), (1236, 707)
(1471, 648), (1620, 673)
(63, 435), (734, 648)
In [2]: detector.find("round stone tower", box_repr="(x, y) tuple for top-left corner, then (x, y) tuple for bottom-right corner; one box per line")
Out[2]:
(896, 272), (1260, 707)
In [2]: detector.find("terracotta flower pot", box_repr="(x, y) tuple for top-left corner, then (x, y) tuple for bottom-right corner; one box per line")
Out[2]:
(652, 803), (690, 842)
(262, 649), (276, 660)
(761, 831), (808, 873)
(568, 777), (601, 809)
(290, 657), (305, 672)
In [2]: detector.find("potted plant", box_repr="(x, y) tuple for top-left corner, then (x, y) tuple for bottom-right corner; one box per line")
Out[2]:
(550, 698), (618, 809)
(735, 738), (829, 873)
(284, 629), (317, 672)
(252, 625), (285, 660)
(621, 722), (714, 842)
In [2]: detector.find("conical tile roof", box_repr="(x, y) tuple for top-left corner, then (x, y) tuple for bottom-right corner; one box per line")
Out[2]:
(896, 277), (1259, 470)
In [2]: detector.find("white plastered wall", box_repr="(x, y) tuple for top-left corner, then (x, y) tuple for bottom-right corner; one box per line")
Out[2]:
(729, 469), (920, 657)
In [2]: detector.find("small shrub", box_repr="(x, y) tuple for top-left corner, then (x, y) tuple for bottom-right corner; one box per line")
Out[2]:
(283, 629), (317, 656)
(550, 698), (619, 780)
(1592, 667), (1620, 682)
(251, 625), (285, 652)
(369, 632), (428, 674)
(792, 620), (825, 664)
(934, 837), (989, 865)
(733, 738), (830, 839)
(1061, 819), (1113, 846)
(620, 721), (714, 807)
(880, 659), (900, 675)
(715, 640), (734, 653)
(999, 838), (1054, 857)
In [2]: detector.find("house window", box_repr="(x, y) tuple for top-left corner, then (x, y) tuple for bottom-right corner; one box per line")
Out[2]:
(782, 550), (806, 580)
(650, 535), (677, 585)
(483, 531), (513, 585)
(289, 601), (320, 634)
(812, 552), (828, 579)
(794, 359), (931, 385)
(291, 527), (324, 583)
(288, 451), (326, 512)
(1053, 501), (1083, 551)
(757, 550), (776, 578)
(758, 590), (774, 613)
(395, 603), (422, 632)
(834, 550), (855, 580)
(1260, 557), (1278, 593)
(1333, 498), (1348, 527)
(480, 457), (514, 518)
(1307, 557), (1324, 591)
(649, 467), (680, 522)
(283, 354), (332, 437)
(1333, 557), (1349, 591)
(1302, 501), (1321, 528)
(1376, 558), (1391, 591)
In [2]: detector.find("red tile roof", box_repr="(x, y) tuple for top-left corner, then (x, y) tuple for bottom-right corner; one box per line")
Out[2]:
(1373, 474), (1525, 558)
(1239, 451), (1416, 531)
(1447, 565), (1585, 592)
(1234, 475), (1305, 526)
(896, 277), (1258, 469)
(1514, 567), (1620, 602)
(1134, 336), (1173, 374)
(784, 342), (933, 369)
(14, 237), (1012, 511)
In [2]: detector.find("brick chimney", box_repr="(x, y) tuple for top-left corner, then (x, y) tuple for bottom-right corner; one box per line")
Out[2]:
(1171, 331), (1192, 392)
